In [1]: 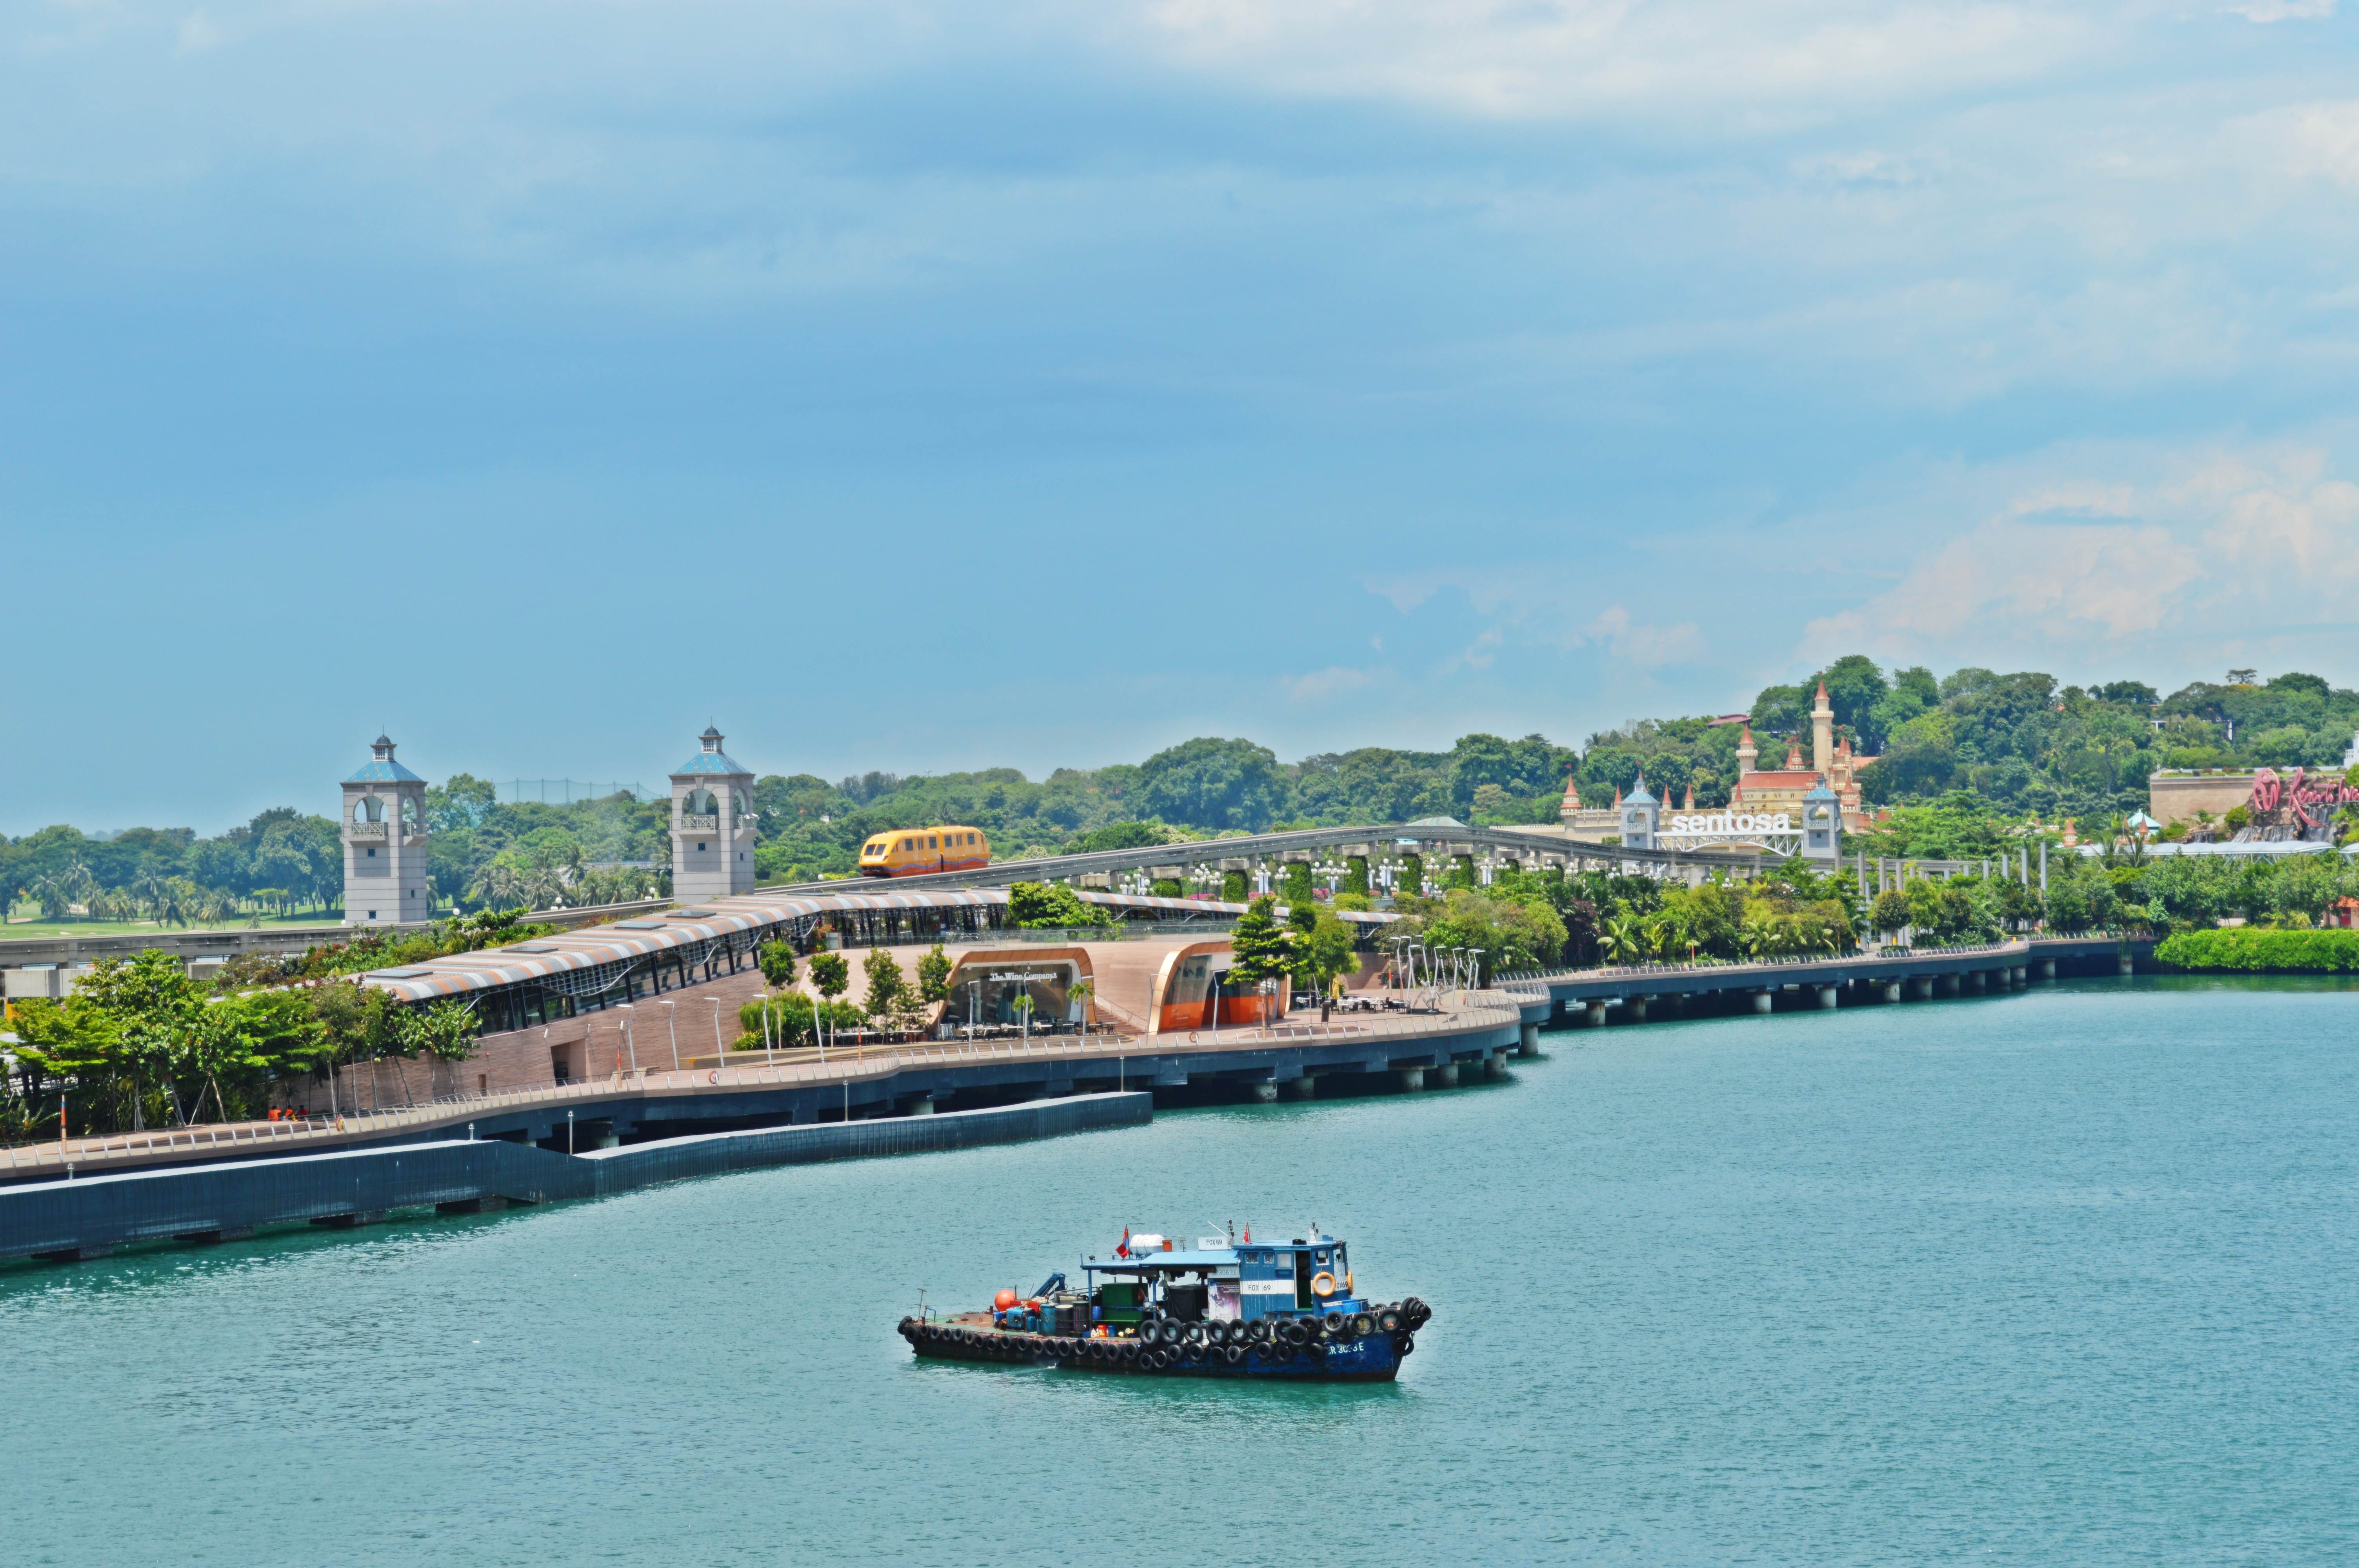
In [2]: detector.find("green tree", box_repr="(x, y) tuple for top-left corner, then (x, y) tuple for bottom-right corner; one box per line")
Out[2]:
(759, 938), (799, 989)
(916, 943), (952, 1003)
(1303, 907), (1360, 995)
(1007, 880), (1105, 928)
(1137, 738), (1291, 831)
(861, 947), (907, 1019)
(1225, 896), (1298, 1009)
(809, 951), (850, 1005)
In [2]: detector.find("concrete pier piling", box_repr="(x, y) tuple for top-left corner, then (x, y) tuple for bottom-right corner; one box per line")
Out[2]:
(1281, 1075), (1316, 1100)
(1586, 1001), (1609, 1028)
(1626, 997), (1649, 1024)
(1249, 1081), (1278, 1103)
(1519, 1022), (1541, 1056)
(1751, 990), (1774, 1014)
(1484, 1056), (1510, 1081)
(2117, 954), (2135, 976)
(1816, 985), (1839, 1010)
(1881, 980), (1903, 1003)
(1433, 1063), (1461, 1087)
(1393, 1067), (1426, 1092)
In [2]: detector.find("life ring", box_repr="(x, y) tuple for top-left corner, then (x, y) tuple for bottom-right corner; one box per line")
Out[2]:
(707, 1070), (718, 1084)
(1310, 1270), (1338, 1298)
(1189, 1031), (1199, 1044)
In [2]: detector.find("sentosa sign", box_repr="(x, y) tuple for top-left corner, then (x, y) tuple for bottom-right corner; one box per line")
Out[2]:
(1667, 812), (1792, 836)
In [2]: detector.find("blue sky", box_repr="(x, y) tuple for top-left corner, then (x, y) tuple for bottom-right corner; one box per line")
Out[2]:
(7, 0), (2359, 831)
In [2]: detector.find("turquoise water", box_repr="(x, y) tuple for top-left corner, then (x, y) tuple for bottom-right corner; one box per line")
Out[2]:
(11, 977), (2359, 1566)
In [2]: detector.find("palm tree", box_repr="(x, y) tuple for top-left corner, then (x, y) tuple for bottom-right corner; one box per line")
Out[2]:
(470, 860), (526, 911)
(522, 867), (565, 912)
(1740, 917), (1782, 960)
(1598, 915), (1643, 964)
(31, 862), (93, 920)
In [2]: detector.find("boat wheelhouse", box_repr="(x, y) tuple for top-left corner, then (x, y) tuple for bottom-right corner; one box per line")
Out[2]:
(898, 1228), (1431, 1381)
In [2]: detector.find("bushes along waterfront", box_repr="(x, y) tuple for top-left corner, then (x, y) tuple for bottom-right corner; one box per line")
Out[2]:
(2154, 927), (2359, 973)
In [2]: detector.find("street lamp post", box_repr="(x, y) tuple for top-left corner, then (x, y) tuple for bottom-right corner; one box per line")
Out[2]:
(661, 1000), (680, 1072)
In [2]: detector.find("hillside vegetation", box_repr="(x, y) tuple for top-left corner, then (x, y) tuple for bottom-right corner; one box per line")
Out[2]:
(9, 662), (2359, 912)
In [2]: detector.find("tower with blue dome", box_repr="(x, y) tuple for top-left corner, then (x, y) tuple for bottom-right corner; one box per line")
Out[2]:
(1619, 774), (1659, 851)
(1801, 775), (1842, 865)
(670, 725), (756, 902)
(342, 734), (429, 926)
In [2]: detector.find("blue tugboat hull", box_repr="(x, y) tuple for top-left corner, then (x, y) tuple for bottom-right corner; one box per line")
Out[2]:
(900, 1320), (1410, 1381)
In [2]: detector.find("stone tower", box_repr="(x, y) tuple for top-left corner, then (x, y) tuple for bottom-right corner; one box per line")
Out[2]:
(1811, 677), (1835, 776)
(1619, 774), (1659, 851)
(1801, 775), (1842, 865)
(670, 725), (756, 902)
(342, 735), (429, 926)
(1736, 720), (1758, 777)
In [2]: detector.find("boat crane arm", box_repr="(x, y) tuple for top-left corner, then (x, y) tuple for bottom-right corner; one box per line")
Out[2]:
(1033, 1271), (1067, 1298)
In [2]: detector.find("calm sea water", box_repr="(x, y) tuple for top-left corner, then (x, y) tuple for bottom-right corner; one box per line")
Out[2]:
(11, 976), (2359, 1567)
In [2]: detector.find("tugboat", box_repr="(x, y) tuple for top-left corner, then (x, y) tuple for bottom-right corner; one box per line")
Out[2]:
(898, 1227), (1432, 1380)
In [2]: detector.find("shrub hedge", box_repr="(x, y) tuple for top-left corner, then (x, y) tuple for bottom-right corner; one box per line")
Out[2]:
(2155, 927), (2359, 972)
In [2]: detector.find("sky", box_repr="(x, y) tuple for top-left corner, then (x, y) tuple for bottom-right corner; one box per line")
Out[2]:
(7, 0), (2359, 833)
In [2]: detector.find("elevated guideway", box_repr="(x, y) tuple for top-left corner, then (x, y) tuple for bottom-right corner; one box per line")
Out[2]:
(768, 821), (1770, 897)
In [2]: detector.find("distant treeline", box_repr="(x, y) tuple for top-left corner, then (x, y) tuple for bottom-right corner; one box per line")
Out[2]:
(10, 660), (2359, 906)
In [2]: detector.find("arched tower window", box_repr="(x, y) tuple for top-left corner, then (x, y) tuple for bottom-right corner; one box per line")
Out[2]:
(684, 788), (718, 816)
(400, 796), (421, 833)
(354, 795), (383, 823)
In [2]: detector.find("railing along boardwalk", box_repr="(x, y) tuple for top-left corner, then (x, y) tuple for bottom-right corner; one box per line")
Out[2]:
(0, 996), (1523, 1179)
(1486, 934), (2156, 993)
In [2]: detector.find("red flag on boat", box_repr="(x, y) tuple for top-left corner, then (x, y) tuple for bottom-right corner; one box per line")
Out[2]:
(1242, 1224), (1251, 1243)
(1116, 1227), (1132, 1259)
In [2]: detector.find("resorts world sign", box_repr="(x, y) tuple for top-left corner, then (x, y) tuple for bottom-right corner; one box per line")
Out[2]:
(1658, 811), (1802, 853)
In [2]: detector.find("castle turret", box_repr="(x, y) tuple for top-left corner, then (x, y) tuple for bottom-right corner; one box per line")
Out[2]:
(1812, 677), (1834, 776)
(670, 726), (757, 902)
(1560, 768), (1583, 829)
(342, 735), (429, 926)
(1736, 721), (1758, 777)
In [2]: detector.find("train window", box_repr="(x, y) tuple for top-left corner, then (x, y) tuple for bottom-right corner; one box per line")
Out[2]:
(929, 837), (938, 849)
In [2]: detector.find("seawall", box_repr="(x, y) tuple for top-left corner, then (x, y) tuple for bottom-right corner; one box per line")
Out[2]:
(0, 1093), (1152, 1264)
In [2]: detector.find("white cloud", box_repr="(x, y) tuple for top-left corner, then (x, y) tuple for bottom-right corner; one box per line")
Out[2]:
(1580, 605), (1707, 668)
(2224, 0), (2334, 19)
(1284, 664), (1377, 700)
(2276, 101), (2359, 190)
(1127, 0), (2097, 122)
(1800, 445), (2359, 669)
(175, 10), (219, 54)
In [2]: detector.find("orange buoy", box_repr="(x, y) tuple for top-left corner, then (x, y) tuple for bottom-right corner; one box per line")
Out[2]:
(994, 1288), (1019, 1311)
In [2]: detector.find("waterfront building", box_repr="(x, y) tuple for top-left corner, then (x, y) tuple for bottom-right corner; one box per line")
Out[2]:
(671, 726), (758, 902)
(342, 735), (429, 926)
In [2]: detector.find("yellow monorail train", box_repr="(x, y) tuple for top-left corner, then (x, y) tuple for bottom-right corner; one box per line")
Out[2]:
(858, 825), (992, 878)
